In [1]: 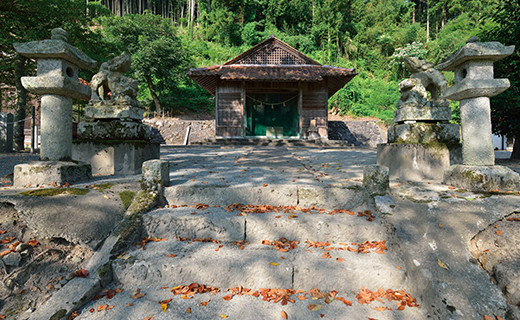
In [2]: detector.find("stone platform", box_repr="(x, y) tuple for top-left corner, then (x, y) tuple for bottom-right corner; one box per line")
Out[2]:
(72, 141), (159, 176)
(377, 143), (462, 181)
(444, 165), (520, 191)
(13, 161), (91, 187)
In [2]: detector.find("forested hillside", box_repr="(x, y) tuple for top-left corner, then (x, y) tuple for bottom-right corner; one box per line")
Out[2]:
(0, 0), (518, 156)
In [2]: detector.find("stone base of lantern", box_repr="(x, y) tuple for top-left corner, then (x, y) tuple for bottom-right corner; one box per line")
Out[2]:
(377, 143), (462, 181)
(72, 140), (160, 176)
(13, 161), (92, 187)
(443, 165), (520, 192)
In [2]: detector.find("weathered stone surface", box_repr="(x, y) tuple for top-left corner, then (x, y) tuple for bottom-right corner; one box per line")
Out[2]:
(2, 252), (21, 267)
(377, 143), (461, 181)
(460, 97), (495, 165)
(77, 121), (149, 140)
(363, 165), (389, 195)
(72, 141), (160, 176)
(13, 161), (91, 187)
(21, 75), (91, 100)
(13, 38), (97, 70)
(437, 40), (515, 71)
(89, 54), (139, 106)
(387, 123), (460, 144)
(443, 78), (510, 101)
(444, 165), (520, 191)
(141, 160), (169, 191)
(394, 106), (452, 123)
(84, 103), (143, 120)
(40, 95), (73, 161)
(0, 112), (13, 153)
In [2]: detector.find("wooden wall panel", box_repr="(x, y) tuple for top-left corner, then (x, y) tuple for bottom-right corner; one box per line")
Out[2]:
(216, 83), (243, 137)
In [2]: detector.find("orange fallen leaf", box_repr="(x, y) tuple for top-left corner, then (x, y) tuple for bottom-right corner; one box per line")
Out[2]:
(89, 308), (94, 313)
(496, 230), (503, 236)
(0, 230), (6, 234)
(76, 269), (89, 278)
(270, 262), (279, 266)
(186, 307), (191, 313)
(106, 289), (116, 299)
(336, 258), (344, 262)
(308, 304), (322, 311)
(167, 254), (177, 258)
(144, 317), (154, 320)
(296, 295), (307, 300)
(131, 289), (146, 299)
(161, 303), (168, 312)
(281, 310), (288, 319)
(375, 306), (391, 311)
(26, 239), (39, 247)
(221, 315), (228, 318)
(263, 183), (268, 187)
(448, 186), (455, 190)
(483, 316), (494, 320)
(200, 299), (211, 306)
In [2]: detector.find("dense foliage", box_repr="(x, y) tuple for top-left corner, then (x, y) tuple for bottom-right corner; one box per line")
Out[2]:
(1, 0), (518, 156)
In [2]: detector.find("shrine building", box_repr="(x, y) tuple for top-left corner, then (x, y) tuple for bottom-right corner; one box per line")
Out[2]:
(188, 35), (357, 139)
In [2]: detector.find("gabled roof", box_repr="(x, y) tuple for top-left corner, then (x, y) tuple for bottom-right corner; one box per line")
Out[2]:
(188, 36), (357, 97)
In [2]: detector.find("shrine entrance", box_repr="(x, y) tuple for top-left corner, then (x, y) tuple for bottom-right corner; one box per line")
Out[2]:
(245, 92), (299, 138)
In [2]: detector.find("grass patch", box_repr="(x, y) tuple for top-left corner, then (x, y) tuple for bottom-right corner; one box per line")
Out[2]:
(119, 191), (136, 210)
(19, 188), (89, 197)
(94, 183), (114, 192)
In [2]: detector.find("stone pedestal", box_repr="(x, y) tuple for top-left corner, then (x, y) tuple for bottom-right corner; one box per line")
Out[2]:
(72, 54), (159, 175)
(378, 143), (462, 181)
(438, 37), (518, 190)
(13, 161), (91, 187)
(377, 57), (461, 181)
(13, 28), (97, 187)
(0, 113), (13, 153)
(73, 141), (159, 176)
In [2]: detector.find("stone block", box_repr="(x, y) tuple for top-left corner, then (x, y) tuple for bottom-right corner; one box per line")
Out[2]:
(394, 106), (452, 123)
(443, 165), (520, 192)
(363, 165), (389, 195)
(141, 159), (169, 191)
(377, 143), (461, 181)
(437, 41), (515, 71)
(387, 123), (460, 144)
(460, 97), (495, 165)
(77, 121), (150, 140)
(0, 112), (13, 153)
(13, 161), (91, 187)
(85, 103), (143, 120)
(21, 75), (91, 100)
(443, 79), (510, 101)
(72, 140), (160, 176)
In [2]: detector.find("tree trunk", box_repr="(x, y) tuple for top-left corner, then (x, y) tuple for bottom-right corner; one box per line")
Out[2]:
(412, 5), (415, 23)
(146, 76), (162, 116)
(511, 137), (520, 160)
(426, 3), (430, 42)
(14, 55), (26, 151)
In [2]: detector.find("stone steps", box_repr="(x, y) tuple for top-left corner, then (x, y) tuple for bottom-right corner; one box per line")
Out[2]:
(164, 185), (370, 211)
(74, 283), (426, 320)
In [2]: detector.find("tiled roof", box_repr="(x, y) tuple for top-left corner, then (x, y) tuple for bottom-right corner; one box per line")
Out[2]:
(187, 36), (357, 97)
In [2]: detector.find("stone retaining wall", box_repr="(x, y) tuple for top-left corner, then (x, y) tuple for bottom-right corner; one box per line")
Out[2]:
(328, 120), (387, 148)
(143, 118), (386, 147)
(143, 118), (216, 145)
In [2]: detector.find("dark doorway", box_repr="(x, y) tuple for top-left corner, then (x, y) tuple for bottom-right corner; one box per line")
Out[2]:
(245, 93), (299, 137)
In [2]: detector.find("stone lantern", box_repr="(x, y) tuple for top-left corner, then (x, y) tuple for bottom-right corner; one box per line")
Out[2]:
(438, 37), (520, 191)
(13, 28), (97, 187)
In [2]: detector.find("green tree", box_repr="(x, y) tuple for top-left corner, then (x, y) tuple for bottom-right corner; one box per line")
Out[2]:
(98, 12), (190, 114)
(481, 0), (520, 159)
(0, 0), (109, 150)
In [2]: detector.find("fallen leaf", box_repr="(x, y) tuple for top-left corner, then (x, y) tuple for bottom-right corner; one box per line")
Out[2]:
(374, 306), (391, 311)
(308, 304), (322, 311)
(131, 289), (146, 299)
(270, 262), (279, 266)
(336, 258), (344, 262)
(144, 317), (153, 320)
(161, 303), (168, 312)
(104, 195), (110, 199)
(186, 307), (191, 313)
(26, 239), (39, 247)
(200, 299), (211, 306)
(221, 315), (228, 318)
(0, 230), (6, 234)
(106, 289), (116, 299)
(76, 269), (89, 278)
(126, 303), (133, 307)
(496, 230), (503, 236)
(281, 310), (288, 319)
(483, 316), (494, 320)
(263, 183), (268, 187)
(437, 259), (449, 270)
(167, 254), (177, 258)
